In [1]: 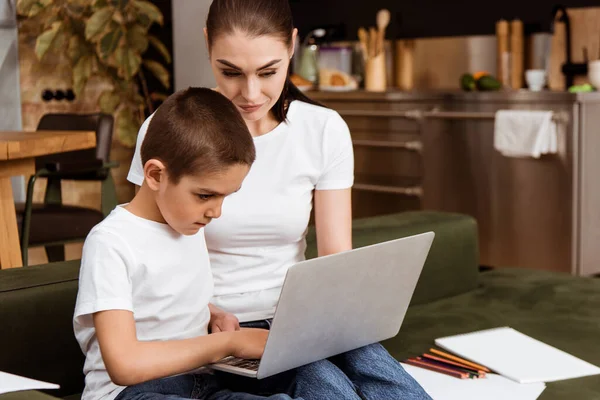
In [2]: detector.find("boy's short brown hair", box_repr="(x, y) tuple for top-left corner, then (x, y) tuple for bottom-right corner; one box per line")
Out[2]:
(141, 87), (255, 183)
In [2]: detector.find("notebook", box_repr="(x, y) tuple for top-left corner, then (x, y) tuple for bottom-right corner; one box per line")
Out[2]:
(401, 363), (546, 400)
(0, 371), (59, 395)
(435, 327), (600, 383)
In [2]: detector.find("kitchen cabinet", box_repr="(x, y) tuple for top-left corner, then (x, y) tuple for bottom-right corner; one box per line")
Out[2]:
(309, 90), (600, 276)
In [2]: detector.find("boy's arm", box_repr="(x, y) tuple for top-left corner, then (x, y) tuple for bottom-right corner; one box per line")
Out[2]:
(208, 303), (240, 332)
(94, 310), (267, 387)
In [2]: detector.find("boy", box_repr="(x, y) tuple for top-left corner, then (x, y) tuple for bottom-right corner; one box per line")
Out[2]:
(73, 88), (298, 400)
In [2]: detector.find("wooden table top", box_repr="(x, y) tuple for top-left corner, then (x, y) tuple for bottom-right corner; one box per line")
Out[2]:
(0, 130), (96, 161)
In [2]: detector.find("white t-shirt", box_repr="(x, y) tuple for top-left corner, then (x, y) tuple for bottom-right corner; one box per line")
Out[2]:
(127, 100), (354, 322)
(73, 206), (213, 400)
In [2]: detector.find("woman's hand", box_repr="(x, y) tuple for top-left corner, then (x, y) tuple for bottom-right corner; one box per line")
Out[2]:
(209, 303), (240, 332)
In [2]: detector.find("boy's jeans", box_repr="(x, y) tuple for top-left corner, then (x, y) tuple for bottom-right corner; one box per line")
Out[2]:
(241, 320), (432, 400)
(114, 372), (300, 400)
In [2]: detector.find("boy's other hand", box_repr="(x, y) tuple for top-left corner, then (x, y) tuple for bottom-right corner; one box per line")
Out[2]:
(232, 328), (269, 360)
(210, 311), (240, 333)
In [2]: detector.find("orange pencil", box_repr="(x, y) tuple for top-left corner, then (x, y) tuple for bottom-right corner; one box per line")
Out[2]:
(430, 348), (491, 373)
(422, 353), (487, 377)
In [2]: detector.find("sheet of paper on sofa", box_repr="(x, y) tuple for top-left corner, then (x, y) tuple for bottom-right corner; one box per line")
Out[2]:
(435, 327), (600, 383)
(401, 363), (546, 400)
(0, 371), (59, 394)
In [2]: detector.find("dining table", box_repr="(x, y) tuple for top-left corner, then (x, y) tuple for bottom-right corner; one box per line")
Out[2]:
(0, 130), (96, 269)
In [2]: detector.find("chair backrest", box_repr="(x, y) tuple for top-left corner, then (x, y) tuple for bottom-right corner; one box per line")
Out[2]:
(35, 113), (114, 169)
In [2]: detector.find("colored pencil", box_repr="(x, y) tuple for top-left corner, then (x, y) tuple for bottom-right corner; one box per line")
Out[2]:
(415, 357), (482, 379)
(405, 358), (469, 379)
(429, 348), (491, 373)
(422, 353), (487, 377)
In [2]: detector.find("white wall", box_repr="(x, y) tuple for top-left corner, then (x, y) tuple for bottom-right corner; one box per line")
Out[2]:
(171, 0), (216, 90)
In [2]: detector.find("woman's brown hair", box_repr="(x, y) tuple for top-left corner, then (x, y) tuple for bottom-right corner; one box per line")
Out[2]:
(141, 87), (255, 184)
(205, 0), (323, 123)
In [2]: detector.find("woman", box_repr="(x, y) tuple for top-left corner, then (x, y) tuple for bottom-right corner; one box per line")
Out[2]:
(128, 1), (430, 398)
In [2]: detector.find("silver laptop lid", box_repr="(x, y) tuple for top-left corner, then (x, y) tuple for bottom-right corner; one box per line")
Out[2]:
(257, 232), (434, 378)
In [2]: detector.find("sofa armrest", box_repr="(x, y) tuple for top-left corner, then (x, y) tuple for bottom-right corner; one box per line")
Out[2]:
(306, 211), (479, 305)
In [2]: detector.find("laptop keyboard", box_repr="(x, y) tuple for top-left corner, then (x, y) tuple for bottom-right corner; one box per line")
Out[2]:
(219, 357), (261, 371)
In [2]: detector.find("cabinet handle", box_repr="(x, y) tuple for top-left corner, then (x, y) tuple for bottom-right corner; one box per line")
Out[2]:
(353, 183), (423, 197)
(352, 139), (422, 152)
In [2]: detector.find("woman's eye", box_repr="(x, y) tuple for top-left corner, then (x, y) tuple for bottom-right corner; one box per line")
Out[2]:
(260, 71), (276, 78)
(222, 70), (241, 77)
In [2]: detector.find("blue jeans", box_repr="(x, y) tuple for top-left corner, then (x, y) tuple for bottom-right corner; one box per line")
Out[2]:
(241, 320), (432, 400)
(114, 372), (302, 400)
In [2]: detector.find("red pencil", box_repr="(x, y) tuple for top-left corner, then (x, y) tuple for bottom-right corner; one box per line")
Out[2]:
(405, 358), (469, 379)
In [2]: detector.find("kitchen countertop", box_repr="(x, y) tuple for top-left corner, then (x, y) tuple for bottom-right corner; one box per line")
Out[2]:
(306, 89), (600, 103)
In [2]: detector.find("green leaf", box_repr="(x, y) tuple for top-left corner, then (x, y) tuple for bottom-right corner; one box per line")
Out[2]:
(85, 8), (113, 41)
(98, 26), (123, 59)
(115, 47), (141, 79)
(148, 35), (171, 64)
(136, 13), (151, 29)
(110, 0), (129, 9)
(16, 0), (39, 15)
(143, 60), (170, 89)
(116, 107), (140, 148)
(68, 35), (87, 64)
(35, 21), (62, 61)
(99, 90), (122, 113)
(93, 0), (108, 8)
(72, 55), (94, 97)
(132, 0), (163, 26)
(127, 25), (148, 53)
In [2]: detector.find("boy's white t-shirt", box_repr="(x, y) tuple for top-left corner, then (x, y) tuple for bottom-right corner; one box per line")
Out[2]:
(128, 100), (354, 322)
(73, 206), (213, 400)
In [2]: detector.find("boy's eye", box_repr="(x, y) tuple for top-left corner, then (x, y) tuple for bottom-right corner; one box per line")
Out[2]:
(196, 194), (212, 201)
(222, 70), (241, 77)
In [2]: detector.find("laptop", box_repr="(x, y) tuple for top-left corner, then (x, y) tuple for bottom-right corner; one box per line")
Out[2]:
(210, 231), (435, 379)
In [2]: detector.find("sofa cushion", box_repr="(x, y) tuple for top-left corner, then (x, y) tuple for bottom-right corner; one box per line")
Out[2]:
(0, 261), (84, 398)
(306, 211), (480, 305)
(384, 268), (600, 400)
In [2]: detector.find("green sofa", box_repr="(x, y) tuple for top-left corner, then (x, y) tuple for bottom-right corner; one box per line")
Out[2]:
(1, 211), (599, 399)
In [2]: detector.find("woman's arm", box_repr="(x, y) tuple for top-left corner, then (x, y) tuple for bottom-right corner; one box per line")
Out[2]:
(314, 188), (352, 256)
(93, 310), (266, 387)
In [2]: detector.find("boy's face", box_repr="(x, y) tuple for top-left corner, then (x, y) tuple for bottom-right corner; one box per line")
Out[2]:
(156, 164), (249, 235)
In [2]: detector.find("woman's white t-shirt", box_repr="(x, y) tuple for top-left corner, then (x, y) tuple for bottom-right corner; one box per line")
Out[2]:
(127, 100), (354, 322)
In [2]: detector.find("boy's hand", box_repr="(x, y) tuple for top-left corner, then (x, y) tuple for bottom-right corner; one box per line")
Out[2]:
(231, 328), (269, 360)
(210, 311), (240, 333)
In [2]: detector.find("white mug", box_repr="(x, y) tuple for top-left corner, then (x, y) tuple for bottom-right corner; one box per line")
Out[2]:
(525, 69), (546, 91)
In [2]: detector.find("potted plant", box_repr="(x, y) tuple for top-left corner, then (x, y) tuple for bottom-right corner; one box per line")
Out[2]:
(16, 0), (171, 147)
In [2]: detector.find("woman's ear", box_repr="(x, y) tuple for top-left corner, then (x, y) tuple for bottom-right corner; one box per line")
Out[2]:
(144, 159), (167, 191)
(290, 28), (298, 59)
(204, 27), (210, 56)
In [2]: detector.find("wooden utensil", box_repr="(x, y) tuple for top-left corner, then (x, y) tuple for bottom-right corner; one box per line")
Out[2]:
(358, 27), (369, 61)
(369, 27), (377, 58)
(376, 9), (391, 55)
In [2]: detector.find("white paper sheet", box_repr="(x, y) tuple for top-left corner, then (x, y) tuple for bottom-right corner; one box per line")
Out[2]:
(402, 363), (546, 400)
(0, 371), (59, 395)
(435, 327), (600, 383)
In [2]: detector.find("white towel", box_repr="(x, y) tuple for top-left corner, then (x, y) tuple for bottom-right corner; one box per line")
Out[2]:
(494, 110), (558, 158)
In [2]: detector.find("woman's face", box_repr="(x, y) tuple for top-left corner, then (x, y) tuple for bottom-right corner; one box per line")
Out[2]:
(207, 30), (296, 122)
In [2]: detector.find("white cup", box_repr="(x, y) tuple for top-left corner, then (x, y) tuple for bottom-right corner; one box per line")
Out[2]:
(525, 69), (546, 91)
(589, 60), (600, 89)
